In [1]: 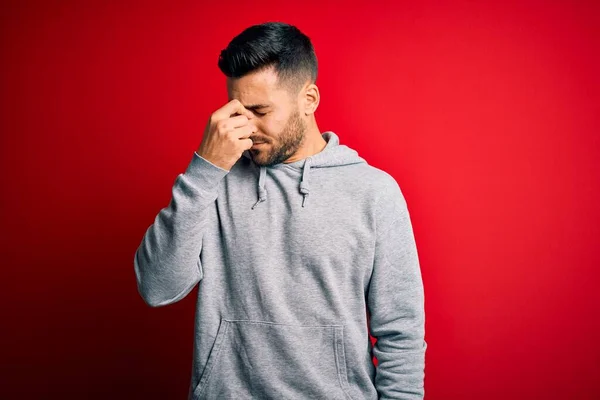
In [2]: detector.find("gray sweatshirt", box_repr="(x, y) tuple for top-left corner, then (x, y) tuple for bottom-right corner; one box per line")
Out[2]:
(134, 131), (427, 399)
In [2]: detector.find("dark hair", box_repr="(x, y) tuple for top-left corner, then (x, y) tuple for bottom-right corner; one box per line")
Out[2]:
(218, 22), (318, 94)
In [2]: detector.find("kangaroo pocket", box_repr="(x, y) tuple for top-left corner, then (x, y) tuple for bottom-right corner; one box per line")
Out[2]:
(193, 318), (354, 400)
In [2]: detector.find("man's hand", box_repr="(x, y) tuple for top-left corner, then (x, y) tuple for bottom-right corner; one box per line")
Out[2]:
(196, 99), (257, 171)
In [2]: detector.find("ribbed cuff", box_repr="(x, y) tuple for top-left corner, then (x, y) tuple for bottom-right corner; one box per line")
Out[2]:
(183, 151), (230, 189)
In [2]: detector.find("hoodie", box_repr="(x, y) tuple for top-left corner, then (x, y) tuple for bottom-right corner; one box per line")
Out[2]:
(134, 131), (427, 399)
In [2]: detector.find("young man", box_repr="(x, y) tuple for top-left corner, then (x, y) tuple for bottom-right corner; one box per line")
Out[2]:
(134, 21), (427, 400)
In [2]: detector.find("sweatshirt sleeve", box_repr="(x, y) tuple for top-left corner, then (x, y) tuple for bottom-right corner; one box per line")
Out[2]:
(133, 152), (229, 307)
(367, 176), (427, 399)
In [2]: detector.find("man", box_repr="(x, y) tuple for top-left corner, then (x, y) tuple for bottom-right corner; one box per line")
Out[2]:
(134, 21), (427, 399)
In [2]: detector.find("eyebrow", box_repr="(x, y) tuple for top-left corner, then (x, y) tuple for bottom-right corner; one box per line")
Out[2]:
(243, 103), (271, 111)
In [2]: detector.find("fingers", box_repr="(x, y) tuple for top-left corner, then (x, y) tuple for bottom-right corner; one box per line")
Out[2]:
(239, 137), (253, 151)
(214, 109), (257, 139)
(232, 124), (257, 140)
(228, 114), (253, 129)
(214, 99), (254, 121)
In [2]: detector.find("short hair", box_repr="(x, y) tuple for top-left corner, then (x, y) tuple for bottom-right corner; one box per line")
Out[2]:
(218, 21), (318, 94)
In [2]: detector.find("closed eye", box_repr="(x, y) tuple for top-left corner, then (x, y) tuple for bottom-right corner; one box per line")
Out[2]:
(253, 110), (267, 116)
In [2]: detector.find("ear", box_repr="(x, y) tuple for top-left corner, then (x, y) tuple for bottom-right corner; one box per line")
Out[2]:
(301, 83), (320, 116)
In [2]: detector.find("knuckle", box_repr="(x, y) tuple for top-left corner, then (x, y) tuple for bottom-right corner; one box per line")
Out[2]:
(225, 131), (236, 142)
(216, 120), (228, 133)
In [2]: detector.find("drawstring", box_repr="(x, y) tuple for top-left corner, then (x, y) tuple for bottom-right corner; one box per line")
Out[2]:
(251, 157), (313, 209)
(251, 166), (267, 210)
(299, 157), (312, 208)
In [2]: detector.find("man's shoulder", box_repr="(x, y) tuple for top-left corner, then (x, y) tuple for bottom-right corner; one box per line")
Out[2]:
(357, 164), (409, 223)
(355, 163), (403, 195)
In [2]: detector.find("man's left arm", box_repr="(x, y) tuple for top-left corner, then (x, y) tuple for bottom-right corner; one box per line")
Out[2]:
(367, 178), (427, 399)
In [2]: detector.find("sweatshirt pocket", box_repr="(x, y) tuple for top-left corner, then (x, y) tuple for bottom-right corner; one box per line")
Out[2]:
(193, 318), (354, 400)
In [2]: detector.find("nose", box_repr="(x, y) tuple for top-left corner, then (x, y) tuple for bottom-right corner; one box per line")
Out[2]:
(249, 121), (258, 134)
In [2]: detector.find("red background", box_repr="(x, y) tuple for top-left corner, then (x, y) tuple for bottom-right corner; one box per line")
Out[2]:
(2, 1), (599, 399)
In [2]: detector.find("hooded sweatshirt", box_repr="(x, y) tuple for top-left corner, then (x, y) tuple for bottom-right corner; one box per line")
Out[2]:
(134, 131), (427, 400)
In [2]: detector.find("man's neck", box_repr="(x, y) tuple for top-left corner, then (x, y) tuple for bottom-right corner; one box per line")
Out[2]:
(283, 126), (326, 164)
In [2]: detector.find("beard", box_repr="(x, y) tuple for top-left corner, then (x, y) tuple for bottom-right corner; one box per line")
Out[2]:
(249, 108), (307, 167)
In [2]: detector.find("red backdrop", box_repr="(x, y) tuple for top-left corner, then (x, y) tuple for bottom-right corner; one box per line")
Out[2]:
(2, 1), (599, 399)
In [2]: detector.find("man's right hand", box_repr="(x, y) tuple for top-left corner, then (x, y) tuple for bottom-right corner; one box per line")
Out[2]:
(196, 99), (257, 171)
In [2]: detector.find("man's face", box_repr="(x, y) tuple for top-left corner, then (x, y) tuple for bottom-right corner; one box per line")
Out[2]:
(227, 66), (307, 167)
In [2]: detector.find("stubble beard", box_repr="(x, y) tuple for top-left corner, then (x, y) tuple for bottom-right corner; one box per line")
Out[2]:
(250, 109), (307, 167)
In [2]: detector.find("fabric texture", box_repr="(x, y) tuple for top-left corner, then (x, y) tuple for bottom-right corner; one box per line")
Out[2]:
(134, 131), (427, 399)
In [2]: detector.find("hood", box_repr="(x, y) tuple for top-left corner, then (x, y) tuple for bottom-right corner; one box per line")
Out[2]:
(241, 131), (367, 209)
